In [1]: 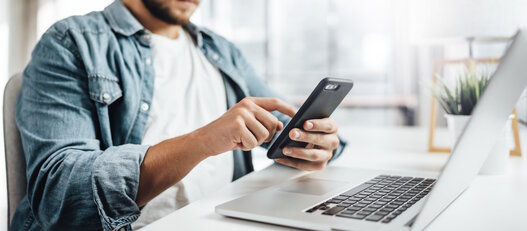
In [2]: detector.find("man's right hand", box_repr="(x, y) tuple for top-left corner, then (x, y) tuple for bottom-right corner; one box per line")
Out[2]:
(137, 97), (296, 206)
(193, 97), (297, 156)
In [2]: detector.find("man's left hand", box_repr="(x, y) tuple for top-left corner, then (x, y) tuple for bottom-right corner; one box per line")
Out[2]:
(275, 118), (339, 171)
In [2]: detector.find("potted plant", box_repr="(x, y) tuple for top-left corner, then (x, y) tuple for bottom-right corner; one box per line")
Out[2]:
(433, 70), (511, 174)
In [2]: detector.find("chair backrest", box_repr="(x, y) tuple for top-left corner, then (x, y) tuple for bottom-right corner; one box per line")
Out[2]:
(3, 74), (25, 228)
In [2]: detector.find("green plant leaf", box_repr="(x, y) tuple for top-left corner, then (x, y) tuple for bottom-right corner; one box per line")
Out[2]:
(431, 69), (491, 115)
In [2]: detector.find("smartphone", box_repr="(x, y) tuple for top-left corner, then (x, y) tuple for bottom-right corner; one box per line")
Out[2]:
(267, 77), (354, 159)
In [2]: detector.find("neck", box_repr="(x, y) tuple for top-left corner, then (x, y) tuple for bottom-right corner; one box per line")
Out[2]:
(123, 0), (181, 39)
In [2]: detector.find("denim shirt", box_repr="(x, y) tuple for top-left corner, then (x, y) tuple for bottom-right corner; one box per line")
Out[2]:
(11, 1), (346, 230)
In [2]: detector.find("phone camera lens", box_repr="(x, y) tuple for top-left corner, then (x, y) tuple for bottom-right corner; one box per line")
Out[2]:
(324, 84), (338, 90)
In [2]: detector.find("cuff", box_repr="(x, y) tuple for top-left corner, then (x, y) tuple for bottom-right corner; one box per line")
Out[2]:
(91, 144), (150, 231)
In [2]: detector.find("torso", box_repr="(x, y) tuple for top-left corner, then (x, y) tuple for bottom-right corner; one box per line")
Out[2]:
(133, 28), (234, 229)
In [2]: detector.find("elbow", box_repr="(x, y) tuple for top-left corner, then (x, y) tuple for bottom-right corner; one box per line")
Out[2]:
(26, 149), (102, 229)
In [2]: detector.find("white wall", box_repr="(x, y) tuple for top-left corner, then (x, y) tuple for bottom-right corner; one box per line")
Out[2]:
(411, 0), (527, 40)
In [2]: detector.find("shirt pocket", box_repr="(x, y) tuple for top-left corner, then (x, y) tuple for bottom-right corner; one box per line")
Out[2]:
(87, 74), (123, 105)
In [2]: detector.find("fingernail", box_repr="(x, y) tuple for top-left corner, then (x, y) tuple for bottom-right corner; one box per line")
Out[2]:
(283, 148), (291, 155)
(292, 130), (300, 139)
(305, 121), (313, 130)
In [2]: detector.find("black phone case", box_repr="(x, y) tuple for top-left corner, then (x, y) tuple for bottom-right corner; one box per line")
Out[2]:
(267, 77), (354, 159)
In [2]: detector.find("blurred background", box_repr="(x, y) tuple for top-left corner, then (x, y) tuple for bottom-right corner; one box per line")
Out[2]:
(3, 0), (527, 128)
(1, 0), (527, 228)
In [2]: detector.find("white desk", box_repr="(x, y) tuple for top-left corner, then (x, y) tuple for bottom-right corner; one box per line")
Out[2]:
(143, 126), (527, 231)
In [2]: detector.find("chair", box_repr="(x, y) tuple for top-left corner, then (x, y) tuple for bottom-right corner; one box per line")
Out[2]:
(3, 74), (25, 229)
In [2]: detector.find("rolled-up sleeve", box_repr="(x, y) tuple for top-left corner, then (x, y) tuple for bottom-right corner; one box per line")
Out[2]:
(16, 26), (147, 230)
(91, 145), (149, 230)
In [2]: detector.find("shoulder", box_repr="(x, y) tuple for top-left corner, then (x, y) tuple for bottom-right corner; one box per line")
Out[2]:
(28, 11), (113, 75)
(34, 11), (114, 62)
(44, 11), (110, 41)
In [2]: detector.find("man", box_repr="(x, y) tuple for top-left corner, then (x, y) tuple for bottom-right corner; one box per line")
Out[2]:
(11, 0), (346, 230)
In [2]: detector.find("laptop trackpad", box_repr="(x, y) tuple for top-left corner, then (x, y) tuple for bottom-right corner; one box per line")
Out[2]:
(279, 177), (346, 196)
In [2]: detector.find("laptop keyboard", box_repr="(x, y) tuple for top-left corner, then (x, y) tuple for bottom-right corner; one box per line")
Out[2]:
(305, 175), (435, 223)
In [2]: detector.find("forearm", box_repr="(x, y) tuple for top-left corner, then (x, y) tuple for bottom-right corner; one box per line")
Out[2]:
(135, 131), (209, 207)
(136, 97), (297, 206)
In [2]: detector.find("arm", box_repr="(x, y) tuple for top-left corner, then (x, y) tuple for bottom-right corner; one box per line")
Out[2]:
(17, 27), (146, 230)
(19, 28), (297, 230)
(136, 97), (296, 206)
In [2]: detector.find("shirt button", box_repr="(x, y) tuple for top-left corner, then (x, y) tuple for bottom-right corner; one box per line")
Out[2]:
(141, 102), (149, 112)
(142, 34), (151, 43)
(211, 52), (219, 61)
(102, 93), (111, 103)
(145, 58), (152, 65)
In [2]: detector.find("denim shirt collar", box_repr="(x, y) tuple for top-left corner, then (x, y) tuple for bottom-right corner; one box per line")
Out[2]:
(103, 1), (144, 36)
(103, 1), (248, 95)
(103, 0), (203, 46)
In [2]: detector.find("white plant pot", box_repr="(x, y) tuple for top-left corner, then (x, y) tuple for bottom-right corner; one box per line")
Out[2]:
(445, 114), (511, 175)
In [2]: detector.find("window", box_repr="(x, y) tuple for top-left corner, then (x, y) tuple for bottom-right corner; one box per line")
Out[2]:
(195, 0), (415, 126)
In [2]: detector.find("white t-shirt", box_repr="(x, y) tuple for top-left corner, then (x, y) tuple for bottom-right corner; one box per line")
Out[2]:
(132, 28), (234, 229)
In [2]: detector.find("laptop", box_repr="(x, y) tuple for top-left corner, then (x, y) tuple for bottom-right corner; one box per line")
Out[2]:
(215, 29), (527, 231)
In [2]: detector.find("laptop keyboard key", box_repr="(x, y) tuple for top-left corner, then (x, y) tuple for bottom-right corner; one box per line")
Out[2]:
(374, 201), (387, 206)
(344, 213), (367, 220)
(374, 211), (389, 216)
(348, 206), (363, 211)
(355, 203), (368, 207)
(365, 214), (384, 222)
(342, 209), (359, 214)
(357, 211), (373, 216)
(322, 206), (345, 215)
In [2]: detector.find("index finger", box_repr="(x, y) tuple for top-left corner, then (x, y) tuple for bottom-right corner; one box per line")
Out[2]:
(248, 97), (296, 117)
(304, 118), (338, 133)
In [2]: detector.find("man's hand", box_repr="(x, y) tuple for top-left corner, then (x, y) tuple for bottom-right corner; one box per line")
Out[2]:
(193, 97), (296, 156)
(138, 97), (295, 206)
(275, 118), (339, 171)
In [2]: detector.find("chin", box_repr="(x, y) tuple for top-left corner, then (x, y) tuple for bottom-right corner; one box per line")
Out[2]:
(143, 0), (198, 25)
(171, 0), (198, 20)
(170, 11), (193, 24)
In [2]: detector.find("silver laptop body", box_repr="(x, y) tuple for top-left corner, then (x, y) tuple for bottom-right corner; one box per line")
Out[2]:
(216, 29), (527, 231)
